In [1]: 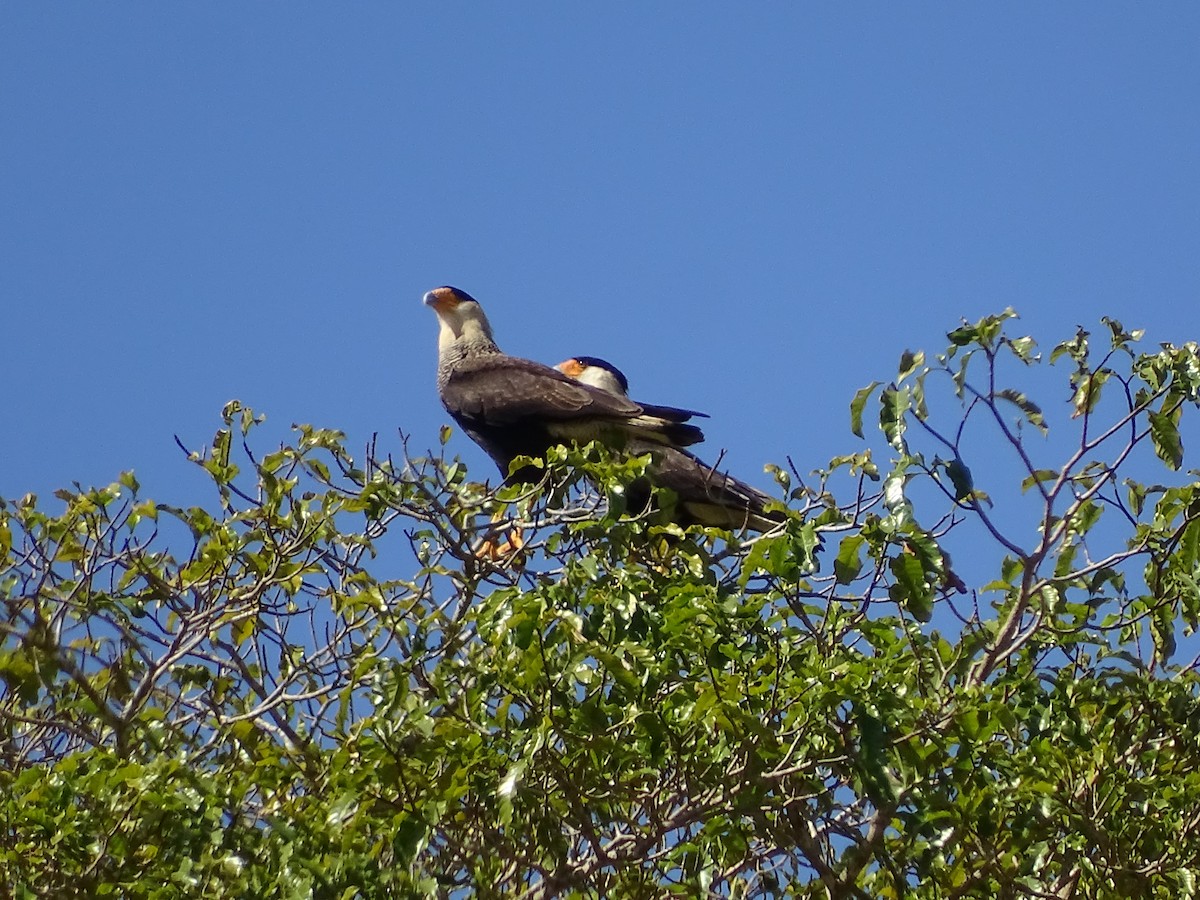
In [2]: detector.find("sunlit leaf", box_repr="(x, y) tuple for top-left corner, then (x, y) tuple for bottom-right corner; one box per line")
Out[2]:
(995, 388), (1048, 434)
(1149, 406), (1184, 470)
(898, 350), (925, 382)
(1070, 368), (1110, 418)
(1006, 335), (1039, 363)
(879, 385), (909, 450)
(850, 382), (881, 438)
(835, 534), (866, 585)
(1021, 469), (1060, 493)
(1051, 327), (1089, 366)
(947, 323), (977, 346)
(890, 552), (932, 621)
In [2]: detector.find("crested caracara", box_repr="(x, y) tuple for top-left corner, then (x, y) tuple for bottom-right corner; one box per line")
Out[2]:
(425, 287), (706, 484)
(557, 356), (785, 532)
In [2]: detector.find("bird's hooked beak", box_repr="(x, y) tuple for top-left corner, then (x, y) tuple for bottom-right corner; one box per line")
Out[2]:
(423, 286), (462, 313)
(425, 285), (493, 348)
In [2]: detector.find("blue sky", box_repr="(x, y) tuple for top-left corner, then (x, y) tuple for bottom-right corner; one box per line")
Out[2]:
(3, 6), (1199, 525)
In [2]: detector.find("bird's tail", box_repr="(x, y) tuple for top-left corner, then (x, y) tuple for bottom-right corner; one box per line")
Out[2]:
(630, 416), (706, 447)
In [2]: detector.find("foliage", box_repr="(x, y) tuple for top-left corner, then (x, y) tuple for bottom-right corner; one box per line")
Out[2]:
(4, 313), (1200, 898)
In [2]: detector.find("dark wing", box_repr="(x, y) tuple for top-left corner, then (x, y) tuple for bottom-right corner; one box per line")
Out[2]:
(441, 355), (644, 424)
(636, 401), (710, 422)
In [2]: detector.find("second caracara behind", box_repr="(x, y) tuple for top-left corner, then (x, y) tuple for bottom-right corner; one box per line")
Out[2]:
(557, 356), (785, 532)
(424, 286), (706, 483)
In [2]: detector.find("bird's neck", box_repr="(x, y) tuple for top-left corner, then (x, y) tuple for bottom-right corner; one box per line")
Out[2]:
(439, 317), (500, 362)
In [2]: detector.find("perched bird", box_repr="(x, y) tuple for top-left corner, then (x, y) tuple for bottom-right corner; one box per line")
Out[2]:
(555, 355), (630, 396)
(556, 356), (785, 532)
(424, 286), (706, 484)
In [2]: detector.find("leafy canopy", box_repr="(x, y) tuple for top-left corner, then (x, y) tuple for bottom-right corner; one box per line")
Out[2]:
(3, 312), (1200, 898)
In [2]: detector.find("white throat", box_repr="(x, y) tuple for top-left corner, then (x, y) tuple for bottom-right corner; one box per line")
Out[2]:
(578, 368), (628, 397)
(437, 306), (497, 358)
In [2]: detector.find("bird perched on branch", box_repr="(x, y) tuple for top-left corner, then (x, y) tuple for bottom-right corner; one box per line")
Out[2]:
(424, 286), (706, 484)
(556, 356), (785, 532)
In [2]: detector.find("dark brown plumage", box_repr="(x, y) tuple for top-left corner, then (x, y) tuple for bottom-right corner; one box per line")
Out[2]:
(557, 356), (785, 532)
(425, 287), (706, 483)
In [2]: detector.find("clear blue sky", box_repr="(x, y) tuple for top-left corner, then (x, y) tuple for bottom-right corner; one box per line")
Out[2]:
(3, 7), (1199, 511)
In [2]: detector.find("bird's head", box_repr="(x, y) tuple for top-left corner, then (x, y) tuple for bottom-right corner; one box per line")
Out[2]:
(424, 286), (495, 351)
(555, 356), (630, 397)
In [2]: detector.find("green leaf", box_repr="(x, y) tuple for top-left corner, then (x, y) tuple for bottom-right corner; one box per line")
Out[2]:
(1006, 335), (1039, 363)
(834, 534), (866, 585)
(827, 451), (880, 481)
(898, 350), (924, 382)
(912, 370), (930, 421)
(221, 399), (244, 423)
(947, 323), (977, 346)
(232, 616), (255, 646)
(850, 382), (881, 438)
(880, 385), (910, 451)
(392, 815), (428, 865)
(1021, 469), (1060, 493)
(1149, 406), (1184, 470)
(944, 458), (974, 501)
(1150, 602), (1177, 663)
(790, 522), (822, 574)
(1067, 500), (1103, 536)
(128, 500), (159, 528)
(946, 309), (1017, 351)
(1051, 327), (1089, 366)
(1124, 479), (1160, 517)
(995, 388), (1048, 434)
(890, 552), (933, 621)
(1178, 518), (1200, 572)
(1101, 315), (1144, 350)
(1071, 368), (1110, 418)
(593, 649), (642, 695)
(854, 704), (897, 804)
